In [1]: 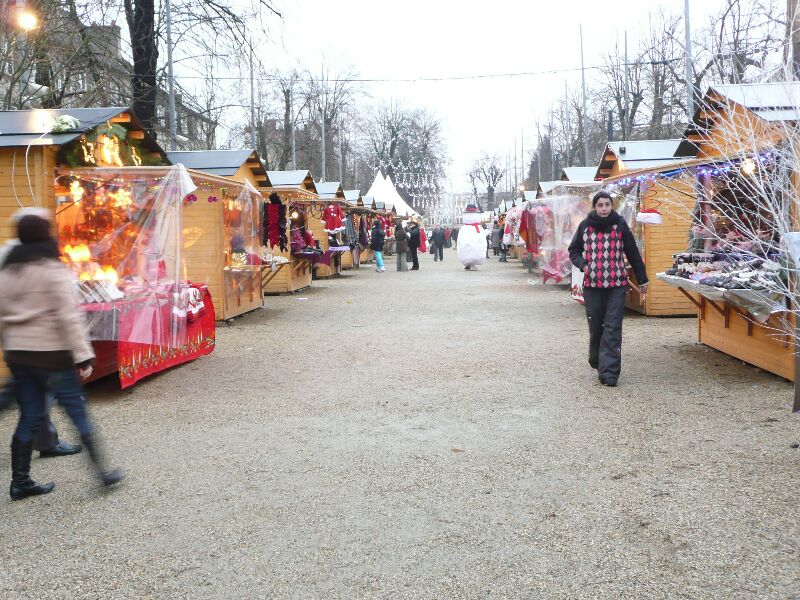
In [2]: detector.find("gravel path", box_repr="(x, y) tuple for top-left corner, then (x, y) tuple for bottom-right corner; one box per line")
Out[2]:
(1, 249), (798, 599)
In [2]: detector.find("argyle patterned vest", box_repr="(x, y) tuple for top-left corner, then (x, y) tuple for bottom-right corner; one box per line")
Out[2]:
(583, 224), (627, 288)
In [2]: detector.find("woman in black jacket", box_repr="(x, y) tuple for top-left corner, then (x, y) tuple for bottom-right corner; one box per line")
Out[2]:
(568, 191), (648, 387)
(370, 221), (386, 272)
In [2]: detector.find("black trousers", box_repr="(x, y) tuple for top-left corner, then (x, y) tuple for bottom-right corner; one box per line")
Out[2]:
(410, 247), (419, 269)
(583, 286), (627, 383)
(2, 378), (61, 451)
(433, 244), (443, 261)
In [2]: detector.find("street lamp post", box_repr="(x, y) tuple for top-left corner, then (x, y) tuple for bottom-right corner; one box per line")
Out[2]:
(165, 0), (177, 150)
(684, 0), (694, 120)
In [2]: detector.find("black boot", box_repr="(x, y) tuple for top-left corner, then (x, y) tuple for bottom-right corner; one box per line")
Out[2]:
(10, 437), (55, 501)
(81, 434), (125, 487)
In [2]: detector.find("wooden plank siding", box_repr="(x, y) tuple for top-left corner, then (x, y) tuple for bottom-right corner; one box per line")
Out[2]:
(699, 297), (795, 381)
(0, 146), (58, 378)
(626, 177), (697, 316)
(182, 173), (263, 320)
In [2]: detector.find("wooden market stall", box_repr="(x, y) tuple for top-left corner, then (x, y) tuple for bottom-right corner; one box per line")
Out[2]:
(313, 181), (350, 278)
(167, 149), (270, 320)
(263, 170), (318, 293)
(656, 82), (798, 381)
(0, 107), (215, 387)
(596, 140), (697, 316)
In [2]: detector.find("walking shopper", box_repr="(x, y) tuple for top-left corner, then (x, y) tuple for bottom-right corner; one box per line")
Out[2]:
(0, 233), (82, 459)
(444, 226), (452, 249)
(408, 221), (421, 270)
(452, 227), (459, 250)
(568, 191), (648, 387)
(394, 222), (409, 271)
(0, 210), (124, 501)
(370, 219), (386, 272)
(490, 221), (502, 256)
(431, 225), (446, 262)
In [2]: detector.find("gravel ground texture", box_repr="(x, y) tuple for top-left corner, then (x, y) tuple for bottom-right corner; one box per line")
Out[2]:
(1, 248), (798, 600)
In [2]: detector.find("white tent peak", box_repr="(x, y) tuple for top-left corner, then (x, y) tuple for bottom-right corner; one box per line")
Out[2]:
(365, 172), (420, 218)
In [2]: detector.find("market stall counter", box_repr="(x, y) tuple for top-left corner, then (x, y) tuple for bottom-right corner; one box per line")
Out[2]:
(658, 254), (794, 381)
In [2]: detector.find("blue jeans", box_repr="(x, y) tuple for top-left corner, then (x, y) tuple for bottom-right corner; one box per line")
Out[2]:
(374, 251), (384, 270)
(8, 364), (93, 444)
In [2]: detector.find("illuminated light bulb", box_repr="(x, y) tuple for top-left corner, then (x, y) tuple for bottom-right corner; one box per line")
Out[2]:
(96, 134), (123, 167)
(130, 145), (142, 166)
(80, 137), (96, 164)
(741, 158), (756, 176)
(97, 266), (119, 285)
(291, 211), (299, 219)
(69, 180), (84, 204)
(17, 10), (38, 31)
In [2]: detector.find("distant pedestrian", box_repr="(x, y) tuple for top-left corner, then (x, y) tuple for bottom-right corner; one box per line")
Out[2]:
(490, 220), (502, 256)
(452, 227), (459, 250)
(568, 190), (648, 387)
(0, 209), (124, 501)
(370, 220), (386, 272)
(408, 221), (421, 270)
(444, 226), (452, 248)
(431, 225), (446, 262)
(484, 224), (490, 259)
(394, 222), (409, 271)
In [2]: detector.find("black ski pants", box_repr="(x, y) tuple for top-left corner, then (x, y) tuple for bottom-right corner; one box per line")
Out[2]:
(583, 286), (627, 383)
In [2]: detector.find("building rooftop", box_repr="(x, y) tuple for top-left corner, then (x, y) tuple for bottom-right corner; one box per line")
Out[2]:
(316, 181), (345, 199)
(561, 166), (599, 182)
(0, 107), (132, 147)
(167, 149), (265, 178)
(266, 170), (317, 192)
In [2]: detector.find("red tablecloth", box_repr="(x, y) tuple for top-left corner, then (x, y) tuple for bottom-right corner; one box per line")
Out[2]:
(85, 286), (216, 388)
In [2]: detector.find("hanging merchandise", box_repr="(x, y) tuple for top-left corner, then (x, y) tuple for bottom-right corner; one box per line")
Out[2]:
(321, 203), (346, 233)
(263, 192), (288, 251)
(345, 213), (357, 247)
(358, 214), (369, 247)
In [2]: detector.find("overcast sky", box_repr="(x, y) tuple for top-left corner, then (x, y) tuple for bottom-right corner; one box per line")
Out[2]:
(250, 0), (729, 192)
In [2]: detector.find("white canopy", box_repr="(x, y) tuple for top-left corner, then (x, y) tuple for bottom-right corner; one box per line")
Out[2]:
(365, 173), (420, 219)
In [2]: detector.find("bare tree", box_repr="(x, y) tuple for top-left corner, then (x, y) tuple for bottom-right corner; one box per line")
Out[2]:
(469, 154), (505, 207)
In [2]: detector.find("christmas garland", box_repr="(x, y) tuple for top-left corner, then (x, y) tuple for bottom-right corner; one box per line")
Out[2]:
(59, 121), (167, 168)
(263, 193), (287, 251)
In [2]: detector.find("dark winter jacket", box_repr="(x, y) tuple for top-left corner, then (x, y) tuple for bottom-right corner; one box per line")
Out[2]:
(370, 225), (386, 252)
(568, 210), (648, 288)
(408, 226), (421, 250)
(431, 228), (446, 247)
(394, 225), (409, 253)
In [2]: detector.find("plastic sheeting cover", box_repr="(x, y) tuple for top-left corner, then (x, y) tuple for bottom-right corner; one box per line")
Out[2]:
(55, 165), (197, 348)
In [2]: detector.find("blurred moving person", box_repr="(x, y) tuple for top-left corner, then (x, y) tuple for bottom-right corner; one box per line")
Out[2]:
(0, 209), (124, 501)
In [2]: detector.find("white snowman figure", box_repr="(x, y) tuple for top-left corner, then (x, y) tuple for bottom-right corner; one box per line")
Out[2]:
(457, 203), (487, 270)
